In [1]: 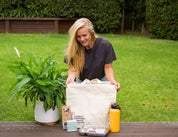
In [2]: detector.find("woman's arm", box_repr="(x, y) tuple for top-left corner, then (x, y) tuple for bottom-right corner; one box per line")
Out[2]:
(104, 63), (120, 91)
(66, 66), (77, 84)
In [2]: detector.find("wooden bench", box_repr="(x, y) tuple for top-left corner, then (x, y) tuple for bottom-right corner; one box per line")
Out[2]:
(0, 18), (78, 34)
(0, 122), (177, 137)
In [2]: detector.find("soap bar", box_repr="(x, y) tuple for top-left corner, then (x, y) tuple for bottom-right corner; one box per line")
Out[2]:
(67, 120), (77, 132)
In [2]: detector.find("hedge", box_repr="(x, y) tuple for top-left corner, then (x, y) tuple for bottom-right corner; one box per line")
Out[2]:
(0, 0), (121, 33)
(146, 0), (178, 40)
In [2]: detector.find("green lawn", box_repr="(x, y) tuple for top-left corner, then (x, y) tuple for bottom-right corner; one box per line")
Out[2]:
(0, 33), (177, 122)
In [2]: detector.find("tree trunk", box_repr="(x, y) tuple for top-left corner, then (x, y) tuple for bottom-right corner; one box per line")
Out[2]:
(121, 8), (125, 33)
(132, 9), (135, 32)
(141, 23), (144, 35)
(132, 18), (134, 32)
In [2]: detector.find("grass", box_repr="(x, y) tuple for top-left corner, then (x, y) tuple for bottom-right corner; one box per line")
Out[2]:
(0, 33), (177, 122)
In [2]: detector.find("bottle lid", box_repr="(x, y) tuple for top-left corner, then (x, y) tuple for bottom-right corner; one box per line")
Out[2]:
(111, 103), (121, 109)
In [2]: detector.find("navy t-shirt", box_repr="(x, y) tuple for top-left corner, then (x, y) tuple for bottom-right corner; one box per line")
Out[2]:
(64, 37), (116, 81)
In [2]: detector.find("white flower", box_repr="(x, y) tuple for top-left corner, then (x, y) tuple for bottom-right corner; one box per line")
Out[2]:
(14, 47), (20, 58)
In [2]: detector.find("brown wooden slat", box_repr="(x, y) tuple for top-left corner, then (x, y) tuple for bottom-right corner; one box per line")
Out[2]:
(54, 20), (59, 33)
(59, 21), (74, 34)
(0, 21), (5, 33)
(5, 20), (10, 33)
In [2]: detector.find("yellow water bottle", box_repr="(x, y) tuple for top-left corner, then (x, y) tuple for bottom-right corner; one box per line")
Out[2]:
(109, 103), (121, 132)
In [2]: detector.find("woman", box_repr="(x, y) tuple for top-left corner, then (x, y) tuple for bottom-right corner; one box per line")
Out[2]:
(64, 18), (120, 91)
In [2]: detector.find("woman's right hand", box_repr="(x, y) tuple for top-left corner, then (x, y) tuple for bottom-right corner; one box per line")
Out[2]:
(66, 76), (75, 84)
(66, 67), (76, 84)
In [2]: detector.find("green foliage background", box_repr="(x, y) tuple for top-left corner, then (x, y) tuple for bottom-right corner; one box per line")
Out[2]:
(0, 0), (177, 39)
(146, 0), (178, 40)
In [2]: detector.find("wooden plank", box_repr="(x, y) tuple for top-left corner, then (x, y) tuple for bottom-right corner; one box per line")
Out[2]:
(0, 20), (5, 33)
(5, 20), (10, 33)
(59, 21), (74, 34)
(54, 20), (59, 34)
(0, 122), (177, 137)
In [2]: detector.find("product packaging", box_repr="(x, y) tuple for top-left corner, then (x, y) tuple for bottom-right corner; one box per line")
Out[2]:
(62, 105), (71, 129)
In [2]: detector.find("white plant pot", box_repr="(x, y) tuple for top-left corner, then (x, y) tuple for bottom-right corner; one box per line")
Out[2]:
(35, 101), (59, 124)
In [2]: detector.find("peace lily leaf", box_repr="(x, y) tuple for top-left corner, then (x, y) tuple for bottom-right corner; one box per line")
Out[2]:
(23, 86), (34, 98)
(52, 103), (55, 110)
(25, 95), (28, 106)
(36, 79), (52, 86)
(39, 66), (50, 78)
(56, 95), (60, 108)
(15, 75), (29, 80)
(9, 82), (18, 97)
(43, 100), (48, 111)
(45, 92), (52, 106)
(25, 51), (38, 66)
(14, 78), (31, 93)
(9, 78), (31, 101)
(39, 86), (50, 93)
(38, 57), (44, 66)
(52, 71), (58, 79)
(33, 92), (38, 110)
(8, 65), (23, 75)
(9, 91), (17, 102)
(40, 91), (45, 101)
(25, 65), (35, 79)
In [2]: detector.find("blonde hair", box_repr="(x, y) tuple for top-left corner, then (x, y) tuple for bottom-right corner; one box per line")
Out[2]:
(66, 18), (96, 77)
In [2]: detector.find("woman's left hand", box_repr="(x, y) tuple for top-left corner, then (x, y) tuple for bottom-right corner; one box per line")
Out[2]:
(111, 80), (120, 91)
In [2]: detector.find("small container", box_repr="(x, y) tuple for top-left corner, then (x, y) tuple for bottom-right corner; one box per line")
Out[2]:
(109, 103), (121, 132)
(79, 124), (109, 136)
(67, 120), (77, 132)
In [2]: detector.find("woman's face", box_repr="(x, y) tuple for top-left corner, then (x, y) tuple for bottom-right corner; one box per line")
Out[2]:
(76, 26), (92, 49)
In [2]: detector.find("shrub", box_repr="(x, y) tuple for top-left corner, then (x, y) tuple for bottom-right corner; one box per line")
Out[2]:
(146, 0), (178, 40)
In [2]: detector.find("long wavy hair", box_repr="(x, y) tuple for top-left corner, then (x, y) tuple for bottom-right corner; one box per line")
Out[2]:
(66, 18), (96, 77)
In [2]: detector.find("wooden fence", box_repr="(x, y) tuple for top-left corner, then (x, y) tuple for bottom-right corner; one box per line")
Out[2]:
(0, 18), (77, 34)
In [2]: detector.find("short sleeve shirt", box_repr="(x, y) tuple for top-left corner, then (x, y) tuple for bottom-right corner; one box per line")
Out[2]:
(79, 37), (116, 81)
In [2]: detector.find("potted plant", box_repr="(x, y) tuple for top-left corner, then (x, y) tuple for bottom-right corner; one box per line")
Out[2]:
(9, 47), (67, 125)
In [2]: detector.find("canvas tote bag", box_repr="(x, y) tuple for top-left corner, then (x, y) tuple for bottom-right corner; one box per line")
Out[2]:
(66, 79), (116, 127)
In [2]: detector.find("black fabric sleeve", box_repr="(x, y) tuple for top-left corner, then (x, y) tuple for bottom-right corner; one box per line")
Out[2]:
(104, 41), (116, 64)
